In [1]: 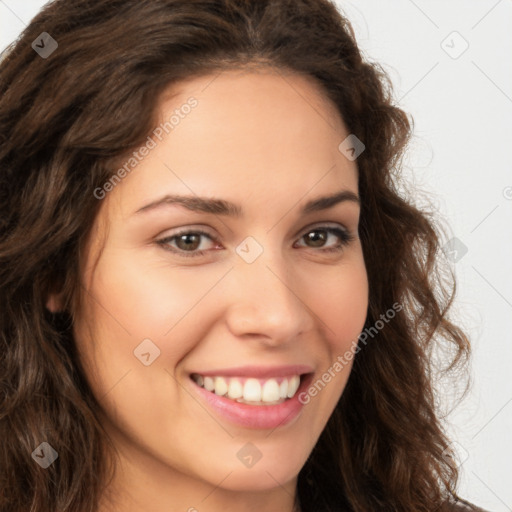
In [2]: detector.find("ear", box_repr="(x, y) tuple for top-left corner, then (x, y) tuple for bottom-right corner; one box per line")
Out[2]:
(46, 291), (65, 313)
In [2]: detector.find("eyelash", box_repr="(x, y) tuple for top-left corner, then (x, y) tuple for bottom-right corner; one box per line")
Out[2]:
(156, 226), (355, 259)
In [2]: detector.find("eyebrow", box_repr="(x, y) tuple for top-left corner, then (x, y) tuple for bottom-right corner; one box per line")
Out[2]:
(134, 190), (360, 217)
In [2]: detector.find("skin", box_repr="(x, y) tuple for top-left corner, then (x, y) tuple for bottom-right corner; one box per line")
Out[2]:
(48, 68), (369, 512)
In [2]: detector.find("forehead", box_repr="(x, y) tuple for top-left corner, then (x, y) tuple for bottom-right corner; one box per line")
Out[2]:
(157, 68), (347, 154)
(104, 68), (358, 220)
(160, 67), (344, 127)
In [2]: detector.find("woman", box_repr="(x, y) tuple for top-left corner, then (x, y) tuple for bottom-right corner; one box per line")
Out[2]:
(0, 0), (490, 511)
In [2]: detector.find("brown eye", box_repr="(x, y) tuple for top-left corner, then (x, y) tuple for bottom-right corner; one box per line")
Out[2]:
(303, 230), (328, 248)
(157, 229), (218, 258)
(296, 226), (353, 252)
(175, 233), (202, 251)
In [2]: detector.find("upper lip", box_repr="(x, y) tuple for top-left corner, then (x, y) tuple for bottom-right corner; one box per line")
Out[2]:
(190, 364), (314, 379)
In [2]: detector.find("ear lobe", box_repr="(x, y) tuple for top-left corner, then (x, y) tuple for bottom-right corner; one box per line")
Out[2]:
(46, 291), (65, 313)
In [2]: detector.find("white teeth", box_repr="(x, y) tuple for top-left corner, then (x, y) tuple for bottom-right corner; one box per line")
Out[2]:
(192, 373), (303, 403)
(214, 376), (228, 396)
(227, 378), (243, 399)
(243, 378), (261, 402)
(203, 376), (215, 392)
(287, 375), (300, 398)
(261, 379), (280, 402)
(279, 379), (288, 399)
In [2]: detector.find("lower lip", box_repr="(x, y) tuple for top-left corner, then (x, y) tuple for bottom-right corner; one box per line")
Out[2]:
(190, 374), (313, 430)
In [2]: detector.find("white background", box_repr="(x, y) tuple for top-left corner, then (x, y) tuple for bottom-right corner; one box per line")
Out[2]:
(1, 1), (511, 510)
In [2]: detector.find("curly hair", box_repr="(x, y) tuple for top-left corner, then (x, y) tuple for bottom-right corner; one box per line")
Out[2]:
(0, 1), (473, 511)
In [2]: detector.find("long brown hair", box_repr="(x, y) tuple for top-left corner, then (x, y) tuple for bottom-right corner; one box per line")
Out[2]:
(0, 1), (471, 511)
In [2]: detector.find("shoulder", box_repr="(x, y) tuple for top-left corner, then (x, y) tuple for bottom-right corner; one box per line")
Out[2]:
(445, 497), (491, 512)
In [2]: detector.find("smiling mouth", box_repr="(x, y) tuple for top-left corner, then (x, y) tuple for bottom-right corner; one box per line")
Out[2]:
(190, 373), (304, 406)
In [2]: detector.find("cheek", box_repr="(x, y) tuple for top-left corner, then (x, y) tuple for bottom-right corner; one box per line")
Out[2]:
(72, 251), (202, 394)
(295, 255), (368, 436)
(311, 258), (369, 354)
(80, 245), (368, 370)
(85, 249), (227, 338)
(74, 249), (235, 403)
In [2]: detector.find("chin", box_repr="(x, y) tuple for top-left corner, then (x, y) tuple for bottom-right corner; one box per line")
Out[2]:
(212, 463), (301, 492)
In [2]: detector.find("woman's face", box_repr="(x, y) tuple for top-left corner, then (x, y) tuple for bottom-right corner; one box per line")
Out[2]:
(66, 69), (368, 509)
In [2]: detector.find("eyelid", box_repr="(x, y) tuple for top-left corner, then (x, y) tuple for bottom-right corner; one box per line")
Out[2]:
(297, 221), (349, 236)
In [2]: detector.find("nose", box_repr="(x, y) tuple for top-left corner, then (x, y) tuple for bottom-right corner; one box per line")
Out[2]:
(223, 247), (315, 347)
